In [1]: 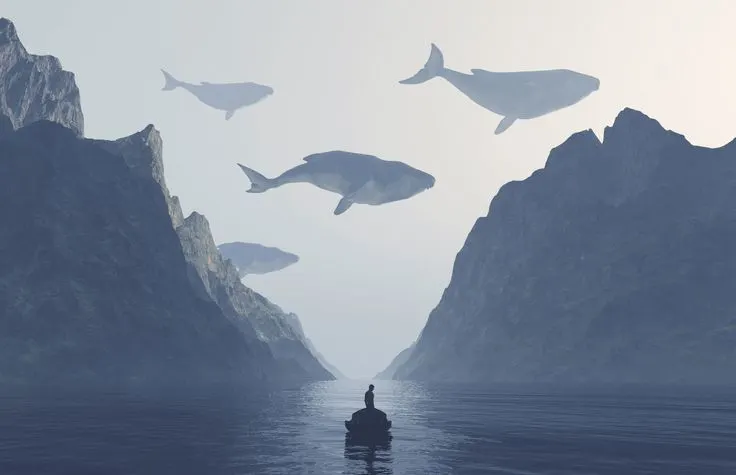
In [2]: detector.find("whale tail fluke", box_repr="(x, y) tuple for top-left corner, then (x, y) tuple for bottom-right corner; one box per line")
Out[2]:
(161, 69), (182, 91)
(237, 163), (274, 193)
(399, 43), (445, 85)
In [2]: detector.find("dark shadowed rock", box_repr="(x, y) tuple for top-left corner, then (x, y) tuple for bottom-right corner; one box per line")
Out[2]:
(0, 113), (12, 140)
(391, 108), (736, 384)
(0, 18), (83, 136)
(0, 121), (265, 386)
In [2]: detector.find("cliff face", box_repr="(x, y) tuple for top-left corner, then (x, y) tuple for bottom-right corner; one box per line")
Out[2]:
(0, 120), (266, 386)
(0, 18), (83, 137)
(392, 108), (736, 384)
(282, 313), (345, 379)
(0, 17), (335, 385)
(176, 213), (336, 381)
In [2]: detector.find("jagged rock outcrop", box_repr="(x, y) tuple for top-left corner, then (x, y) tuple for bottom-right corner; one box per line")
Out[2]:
(391, 108), (736, 384)
(176, 213), (336, 381)
(0, 17), (336, 386)
(0, 18), (83, 136)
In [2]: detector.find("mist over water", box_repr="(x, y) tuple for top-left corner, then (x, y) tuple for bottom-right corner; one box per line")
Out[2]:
(1, 381), (735, 474)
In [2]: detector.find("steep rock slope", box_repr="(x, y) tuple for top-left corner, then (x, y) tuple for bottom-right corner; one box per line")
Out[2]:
(393, 108), (736, 384)
(283, 313), (345, 379)
(0, 17), (335, 385)
(0, 120), (267, 385)
(177, 213), (336, 381)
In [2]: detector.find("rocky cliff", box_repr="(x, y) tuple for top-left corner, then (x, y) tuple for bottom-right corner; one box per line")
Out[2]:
(391, 108), (736, 384)
(0, 120), (267, 386)
(0, 18), (83, 137)
(176, 213), (335, 381)
(0, 18), (335, 385)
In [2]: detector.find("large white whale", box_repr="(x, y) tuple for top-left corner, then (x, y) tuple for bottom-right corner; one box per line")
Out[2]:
(160, 69), (273, 120)
(237, 151), (435, 215)
(399, 44), (600, 134)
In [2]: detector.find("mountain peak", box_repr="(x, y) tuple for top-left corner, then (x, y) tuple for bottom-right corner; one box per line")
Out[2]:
(0, 18), (19, 46)
(0, 17), (84, 136)
(603, 107), (686, 147)
(392, 107), (736, 384)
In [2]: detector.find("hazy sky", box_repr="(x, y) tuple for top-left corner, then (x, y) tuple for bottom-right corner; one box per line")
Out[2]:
(5, 0), (736, 378)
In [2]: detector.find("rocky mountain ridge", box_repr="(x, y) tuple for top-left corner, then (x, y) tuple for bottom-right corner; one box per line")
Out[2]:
(0, 18), (83, 137)
(0, 17), (337, 385)
(388, 108), (736, 384)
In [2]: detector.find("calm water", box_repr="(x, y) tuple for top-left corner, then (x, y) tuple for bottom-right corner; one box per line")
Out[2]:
(0, 380), (735, 474)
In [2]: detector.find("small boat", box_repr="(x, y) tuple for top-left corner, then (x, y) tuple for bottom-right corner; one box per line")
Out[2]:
(344, 407), (392, 435)
(344, 418), (392, 433)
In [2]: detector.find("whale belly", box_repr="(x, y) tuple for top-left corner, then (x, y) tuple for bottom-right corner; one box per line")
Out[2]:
(190, 87), (262, 111)
(307, 172), (354, 196)
(352, 181), (388, 205)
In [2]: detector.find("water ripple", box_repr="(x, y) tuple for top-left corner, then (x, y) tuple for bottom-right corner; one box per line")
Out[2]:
(0, 381), (735, 474)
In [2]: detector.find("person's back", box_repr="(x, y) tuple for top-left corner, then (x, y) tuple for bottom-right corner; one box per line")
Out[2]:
(364, 384), (375, 409)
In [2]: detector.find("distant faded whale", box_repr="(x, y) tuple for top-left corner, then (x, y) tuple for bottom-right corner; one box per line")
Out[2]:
(218, 242), (299, 277)
(237, 151), (435, 215)
(160, 69), (273, 120)
(399, 44), (600, 134)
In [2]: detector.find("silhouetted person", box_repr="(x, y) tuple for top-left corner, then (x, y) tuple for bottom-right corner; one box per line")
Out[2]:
(364, 384), (375, 410)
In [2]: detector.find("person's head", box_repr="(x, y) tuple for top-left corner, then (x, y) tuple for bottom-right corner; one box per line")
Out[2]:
(368, 384), (374, 391)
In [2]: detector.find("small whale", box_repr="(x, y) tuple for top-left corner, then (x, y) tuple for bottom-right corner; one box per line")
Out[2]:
(237, 151), (435, 216)
(399, 44), (600, 134)
(160, 69), (273, 120)
(217, 242), (299, 277)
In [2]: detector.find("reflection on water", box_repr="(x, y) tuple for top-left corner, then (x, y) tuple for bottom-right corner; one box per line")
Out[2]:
(344, 433), (393, 475)
(0, 380), (735, 474)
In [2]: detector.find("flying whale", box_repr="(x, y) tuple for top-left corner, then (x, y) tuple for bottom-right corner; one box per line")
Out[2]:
(237, 151), (435, 215)
(160, 69), (273, 120)
(399, 44), (600, 134)
(217, 242), (299, 277)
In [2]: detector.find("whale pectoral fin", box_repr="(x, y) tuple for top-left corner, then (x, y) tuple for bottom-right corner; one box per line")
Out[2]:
(225, 110), (235, 120)
(495, 116), (517, 135)
(334, 196), (354, 215)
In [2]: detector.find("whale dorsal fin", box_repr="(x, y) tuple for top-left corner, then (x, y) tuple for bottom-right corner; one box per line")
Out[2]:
(495, 116), (517, 135)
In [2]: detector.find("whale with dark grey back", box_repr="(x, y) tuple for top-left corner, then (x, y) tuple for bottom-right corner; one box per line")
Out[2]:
(160, 69), (273, 120)
(237, 151), (435, 215)
(399, 44), (600, 134)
